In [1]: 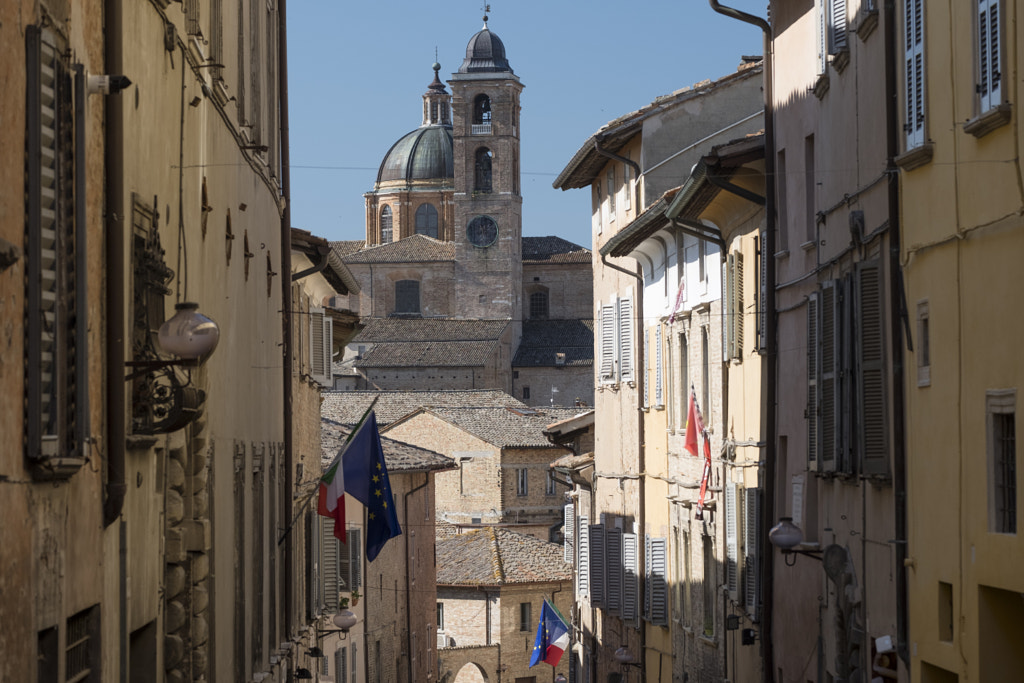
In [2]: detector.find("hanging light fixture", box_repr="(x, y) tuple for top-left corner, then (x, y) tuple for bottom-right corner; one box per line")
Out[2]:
(157, 302), (220, 359)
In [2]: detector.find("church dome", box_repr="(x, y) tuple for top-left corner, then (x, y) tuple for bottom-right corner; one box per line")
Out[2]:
(376, 125), (454, 185)
(458, 27), (513, 74)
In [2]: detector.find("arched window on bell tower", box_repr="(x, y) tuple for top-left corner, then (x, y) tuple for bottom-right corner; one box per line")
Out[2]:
(472, 94), (492, 134)
(475, 148), (493, 193)
(380, 205), (393, 243)
(415, 204), (438, 238)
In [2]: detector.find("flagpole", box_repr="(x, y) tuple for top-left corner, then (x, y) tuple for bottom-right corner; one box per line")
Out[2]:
(277, 396), (380, 545)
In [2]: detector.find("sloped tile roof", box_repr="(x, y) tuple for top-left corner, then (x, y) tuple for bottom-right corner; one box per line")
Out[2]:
(330, 240), (367, 259)
(355, 340), (496, 368)
(320, 418), (454, 473)
(512, 319), (594, 367)
(353, 317), (509, 343)
(320, 390), (527, 427)
(415, 406), (584, 448)
(340, 234), (455, 264)
(436, 527), (571, 586)
(521, 236), (591, 264)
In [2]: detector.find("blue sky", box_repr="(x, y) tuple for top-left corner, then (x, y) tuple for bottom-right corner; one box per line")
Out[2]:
(287, 1), (766, 250)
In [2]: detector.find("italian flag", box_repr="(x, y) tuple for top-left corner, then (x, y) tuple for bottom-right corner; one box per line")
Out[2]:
(317, 450), (346, 543)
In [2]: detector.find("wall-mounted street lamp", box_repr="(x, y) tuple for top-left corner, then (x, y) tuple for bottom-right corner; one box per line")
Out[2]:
(555, 674), (567, 683)
(315, 610), (358, 642)
(614, 646), (642, 668)
(294, 668), (313, 680)
(126, 302), (220, 434)
(768, 517), (824, 565)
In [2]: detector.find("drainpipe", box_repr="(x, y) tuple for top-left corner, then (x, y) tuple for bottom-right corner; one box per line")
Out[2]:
(278, 0), (295, 639)
(103, 0), (126, 530)
(405, 474), (429, 683)
(883, 0), (909, 667)
(706, 4), (776, 682)
(595, 140), (642, 213)
(600, 252), (645, 677)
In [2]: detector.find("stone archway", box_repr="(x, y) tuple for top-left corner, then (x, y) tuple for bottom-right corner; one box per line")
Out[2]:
(438, 644), (499, 683)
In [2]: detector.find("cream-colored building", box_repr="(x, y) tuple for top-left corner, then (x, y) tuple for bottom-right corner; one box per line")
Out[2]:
(554, 63), (763, 682)
(1, 1), (334, 679)
(897, 0), (1024, 680)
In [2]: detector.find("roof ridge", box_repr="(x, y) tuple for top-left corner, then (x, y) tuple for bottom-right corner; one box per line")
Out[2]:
(489, 527), (505, 584)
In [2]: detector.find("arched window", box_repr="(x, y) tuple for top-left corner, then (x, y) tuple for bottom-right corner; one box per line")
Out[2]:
(472, 94), (492, 125)
(415, 204), (439, 238)
(529, 290), (549, 320)
(380, 205), (393, 243)
(394, 280), (420, 315)
(475, 148), (493, 193)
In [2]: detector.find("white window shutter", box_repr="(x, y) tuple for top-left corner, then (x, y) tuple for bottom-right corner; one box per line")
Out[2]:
(978, 0), (1002, 112)
(622, 533), (639, 620)
(599, 305), (617, 384)
(310, 307), (329, 385)
(725, 483), (739, 599)
(589, 524), (606, 607)
(819, 282), (838, 472)
(618, 297), (634, 382)
(817, 0), (828, 74)
(649, 538), (668, 626)
(564, 503), (575, 563)
(830, 0), (848, 54)
(321, 517), (339, 613)
(643, 329), (650, 409)
(349, 529), (362, 591)
(856, 260), (888, 475)
(322, 314), (334, 386)
(904, 0), (925, 148)
(577, 516), (590, 596)
(734, 252), (744, 358)
(655, 325), (664, 407)
(807, 292), (820, 467)
(743, 487), (761, 619)
(758, 231), (767, 351)
(723, 258), (732, 362)
(606, 527), (623, 613)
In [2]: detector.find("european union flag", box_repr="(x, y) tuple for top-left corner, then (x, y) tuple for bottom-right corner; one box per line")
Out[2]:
(342, 411), (402, 562)
(529, 599), (569, 668)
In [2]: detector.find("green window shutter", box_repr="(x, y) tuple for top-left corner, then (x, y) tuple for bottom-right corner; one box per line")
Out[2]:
(589, 524), (606, 607)
(807, 292), (820, 466)
(743, 487), (761, 619)
(606, 527), (623, 613)
(856, 260), (888, 475)
(819, 281), (838, 472)
(622, 533), (638, 621)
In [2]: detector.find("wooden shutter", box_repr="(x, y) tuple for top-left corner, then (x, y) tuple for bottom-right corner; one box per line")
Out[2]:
(819, 282), (838, 471)
(807, 293), (820, 466)
(830, 0), (848, 54)
(310, 307), (328, 385)
(577, 516), (589, 596)
(606, 527), (623, 613)
(856, 261), (888, 475)
(817, 0), (828, 74)
(734, 252), (744, 356)
(978, 0), (1002, 112)
(348, 529), (362, 591)
(649, 537), (668, 626)
(622, 533), (639, 620)
(184, 0), (201, 36)
(643, 328), (650, 409)
(725, 483), (739, 599)
(655, 325), (664, 407)
(564, 503), (575, 563)
(904, 0), (925, 147)
(618, 298), (634, 382)
(743, 487), (761, 619)
(758, 231), (767, 351)
(589, 524), (606, 607)
(599, 304), (616, 383)
(723, 258), (732, 361)
(321, 517), (338, 613)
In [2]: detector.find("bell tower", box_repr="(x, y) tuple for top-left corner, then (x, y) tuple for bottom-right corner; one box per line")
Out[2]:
(449, 14), (523, 321)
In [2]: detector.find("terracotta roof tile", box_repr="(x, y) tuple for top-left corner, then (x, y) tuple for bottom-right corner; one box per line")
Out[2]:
(353, 318), (509, 343)
(521, 236), (591, 264)
(320, 390), (527, 427)
(414, 406), (583, 448)
(320, 418), (454, 473)
(436, 527), (571, 586)
(341, 234), (455, 264)
(512, 320), (594, 367)
(356, 340), (496, 368)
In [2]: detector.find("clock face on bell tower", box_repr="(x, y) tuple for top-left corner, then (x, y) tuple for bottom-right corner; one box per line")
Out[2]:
(466, 215), (498, 247)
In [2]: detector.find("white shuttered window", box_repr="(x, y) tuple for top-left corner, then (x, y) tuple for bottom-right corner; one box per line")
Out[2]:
(978, 0), (1002, 113)
(622, 533), (639, 620)
(904, 0), (925, 148)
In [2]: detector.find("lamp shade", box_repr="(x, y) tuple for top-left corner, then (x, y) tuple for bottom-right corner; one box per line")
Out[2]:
(613, 646), (636, 664)
(768, 517), (804, 550)
(333, 610), (357, 630)
(555, 675), (568, 683)
(158, 302), (220, 359)
(294, 668), (313, 680)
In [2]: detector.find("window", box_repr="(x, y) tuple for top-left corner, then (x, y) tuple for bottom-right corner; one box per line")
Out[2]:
(655, 325), (664, 407)
(987, 390), (1016, 534)
(475, 148), (493, 193)
(517, 468), (528, 496)
(678, 334), (689, 430)
(546, 470), (557, 496)
(563, 503), (575, 563)
(977, 0), (1003, 114)
(702, 535), (715, 635)
(380, 206), (393, 243)
(904, 0), (925, 148)
(437, 602), (444, 631)
(810, 261), (888, 476)
(776, 150), (789, 251)
(701, 328), (710, 427)
(698, 239), (708, 290)
(415, 204), (438, 238)
(607, 168), (616, 219)
(622, 532), (639, 620)
(725, 483), (740, 600)
(682, 530), (692, 627)
(529, 290), (549, 319)
(519, 602), (532, 632)
(605, 526), (623, 613)
(589, 524), (606, 607)
(473, 94), (492, 125)
(723, 252), (744, 361)
(577, 516), (590, 596)
(804, 135), (817, 244)
(917, 300), (930, 386)
(25, 27), (87, 476)
(309, 307), (334, 387)
(623, 161), (632, 211)
(599, 298), (634, 385)
(394, 280), (420, 315)
(743, 487), (761, 618)
(66, 605), (100, 682)
(522, 386), (530, 400)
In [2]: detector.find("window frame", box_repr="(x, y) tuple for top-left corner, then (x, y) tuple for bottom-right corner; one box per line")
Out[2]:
(987, 390), (1017, 534)
(380, 205), (393, 243)
(414, 203), (439, 238)
(519, 602), (532, 632)
(903, 0), (926, 149)
(393, 279), (421, 315)
(516, 467), (528, 497)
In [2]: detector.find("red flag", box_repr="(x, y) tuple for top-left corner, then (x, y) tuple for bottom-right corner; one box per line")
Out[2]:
(684, 388), (704, 457)
(695, 434), (712, 520)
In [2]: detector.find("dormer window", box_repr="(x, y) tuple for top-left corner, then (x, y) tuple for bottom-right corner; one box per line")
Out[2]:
(472, 94), (492, 134)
